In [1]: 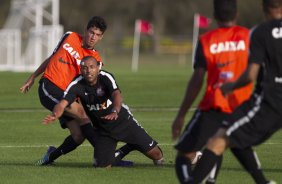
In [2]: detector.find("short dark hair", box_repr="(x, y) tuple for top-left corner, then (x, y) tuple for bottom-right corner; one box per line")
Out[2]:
(263, 0), (282, 10)
(86, 16), (107, 33)
(80, 56), (100, 66)
(213, 0), (237, 22)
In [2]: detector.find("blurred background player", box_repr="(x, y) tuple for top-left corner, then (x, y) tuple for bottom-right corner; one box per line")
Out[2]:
(187, 0), (282, 183)
(172, 0), (269, 183)
(42, 56), (164, 167)
(20, 16), (133, 166)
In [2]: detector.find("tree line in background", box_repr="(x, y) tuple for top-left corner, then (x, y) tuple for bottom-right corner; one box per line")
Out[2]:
(0, 0), (265, 54)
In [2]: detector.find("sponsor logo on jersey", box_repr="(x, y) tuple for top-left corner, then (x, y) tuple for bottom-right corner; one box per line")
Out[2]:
(63, 43), (81, 64)
(86, 99), (113, 111)
(272, 27), (282, 39)
(275, 77), (282, 83)
(210, 40), (246, 54)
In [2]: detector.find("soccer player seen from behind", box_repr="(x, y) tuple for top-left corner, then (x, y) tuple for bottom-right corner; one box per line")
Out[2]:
(186, 0), (282, 183)
(172, 0), (270, 183)
(42, 56), (164, 167)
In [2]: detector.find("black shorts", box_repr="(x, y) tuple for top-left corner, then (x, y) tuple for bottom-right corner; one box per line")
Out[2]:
(175, 109), (229, 153)
(224, 93), (282, 149)
(38, 78), (74, 128)
(94, 115), (158, 167)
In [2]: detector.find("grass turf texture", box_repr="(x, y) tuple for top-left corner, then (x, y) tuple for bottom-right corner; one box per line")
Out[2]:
(0, 54), (281, 183)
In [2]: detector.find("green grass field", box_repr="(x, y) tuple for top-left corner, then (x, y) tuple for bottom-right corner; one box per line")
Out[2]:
(0, 54), (281, 184)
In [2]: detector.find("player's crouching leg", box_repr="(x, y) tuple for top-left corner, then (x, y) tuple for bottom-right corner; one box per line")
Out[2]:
(148, 146), (164, 166)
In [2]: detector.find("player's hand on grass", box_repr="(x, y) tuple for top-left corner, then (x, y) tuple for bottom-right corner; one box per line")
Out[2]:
(171, 117), (184, 141)
(20, 78), (34, 93)
(42, 113), (57, 125)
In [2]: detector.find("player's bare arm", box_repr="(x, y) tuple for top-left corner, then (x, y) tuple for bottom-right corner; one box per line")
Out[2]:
(20, 57), (51, 93)
(42, 99), (69, 124)
(172, 68), (205, 140)
(220, 63), (260, 96)
(101, 90), (122, 121)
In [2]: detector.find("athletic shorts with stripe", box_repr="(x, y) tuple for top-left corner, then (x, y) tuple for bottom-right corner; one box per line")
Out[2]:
(175, 109), (229, 153)
(94, 115), (158, 167)
(38, 78), (74, 128)
(223, 93), (282, 149)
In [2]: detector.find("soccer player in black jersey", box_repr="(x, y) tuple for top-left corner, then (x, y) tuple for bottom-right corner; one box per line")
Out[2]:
(43, 56), (164, 167)
(172, 0), (269, 183)
(187, 0), (282, 183)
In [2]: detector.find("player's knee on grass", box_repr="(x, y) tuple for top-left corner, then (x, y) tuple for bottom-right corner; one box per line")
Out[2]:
(146, 146), (164, 165)
(93, 157), (114, 168)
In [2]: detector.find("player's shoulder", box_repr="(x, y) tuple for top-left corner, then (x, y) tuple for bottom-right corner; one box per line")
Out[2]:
(63, 31), (82, 41)
(202, 25), (249, 38)
(232, 25), (250, 34)
(99, 70), (115, 78)
(65, 75), (84, 92)
(250, 21), (273, 39)
(70, 75), (84, 85)
(61, 31), (73, 39)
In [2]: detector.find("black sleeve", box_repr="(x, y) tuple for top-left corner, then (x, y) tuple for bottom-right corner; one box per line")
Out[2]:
(52, 32), (72, 55)
(100, 71), (120, 95)
(194, 41), (207, 69)
(249, 26), (265, 65)
(63, 80), (81, 105)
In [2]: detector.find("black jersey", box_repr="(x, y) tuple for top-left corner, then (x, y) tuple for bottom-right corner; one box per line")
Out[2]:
(250, 19), (282, 109)
(63, 70), (131, 131)
(194, 41), (207, 69)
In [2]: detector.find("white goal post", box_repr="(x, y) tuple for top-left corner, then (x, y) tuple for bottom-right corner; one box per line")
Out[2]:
(0, 0), (63, 72)
(0, 29), (21, 71)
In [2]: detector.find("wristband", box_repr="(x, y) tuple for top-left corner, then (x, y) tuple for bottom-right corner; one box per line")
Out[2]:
(111, 108), (118, 114)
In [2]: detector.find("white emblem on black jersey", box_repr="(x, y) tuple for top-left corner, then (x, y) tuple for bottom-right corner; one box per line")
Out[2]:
(96, 87), (105, 97)
(272, 27), (282, 38)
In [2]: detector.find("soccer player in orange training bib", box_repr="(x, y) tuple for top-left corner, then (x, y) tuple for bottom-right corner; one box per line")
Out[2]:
(172, 0), (270, 183)
(187, 0), (282, 183)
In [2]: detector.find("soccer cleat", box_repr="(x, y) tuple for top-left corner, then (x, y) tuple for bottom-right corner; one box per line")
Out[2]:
(35, 146), (56, 166)
(112, 160), (134, 167)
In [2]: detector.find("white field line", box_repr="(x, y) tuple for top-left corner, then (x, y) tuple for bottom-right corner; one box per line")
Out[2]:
(0, 107), (197, 113)
(0, 142), (281, 149)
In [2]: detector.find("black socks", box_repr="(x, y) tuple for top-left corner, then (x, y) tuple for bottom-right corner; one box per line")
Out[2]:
(205, 155), (223, 184)
(114, 144), (135, 164)
(231, 147), (268, 184)
(175, 154), (192, 183)
(80, 123), (97, 148)
(49, 135), (79, 161)
(190, 149), (220, 184)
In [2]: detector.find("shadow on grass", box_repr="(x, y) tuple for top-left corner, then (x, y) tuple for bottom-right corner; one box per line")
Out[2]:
(0, 161), (174, 169)
(2, 162), (279, 173)
(221, 166), (282, 173)
(0, 162), (91, 168)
